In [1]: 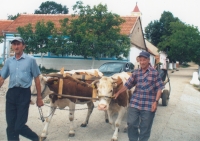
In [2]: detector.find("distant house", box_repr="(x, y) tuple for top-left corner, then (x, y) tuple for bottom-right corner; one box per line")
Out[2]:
(0, 20), (13, 64)
(146, 39), (168, 69)
(2, 4), (147, 70)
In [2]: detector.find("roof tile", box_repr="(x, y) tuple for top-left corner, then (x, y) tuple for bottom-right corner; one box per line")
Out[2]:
(4, 14), (137, 35)
(0, 20), (13, 36)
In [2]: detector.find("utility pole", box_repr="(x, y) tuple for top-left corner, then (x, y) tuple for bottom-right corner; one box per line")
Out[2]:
(3, 32), (6, 64)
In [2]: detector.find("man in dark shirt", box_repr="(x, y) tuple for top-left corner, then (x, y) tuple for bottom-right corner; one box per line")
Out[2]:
(114, 51), (164, 141)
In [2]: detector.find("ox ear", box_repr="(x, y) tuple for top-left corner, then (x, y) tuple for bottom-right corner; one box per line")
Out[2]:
(41, 75), (48, 82)
(94, 70), (99, 77)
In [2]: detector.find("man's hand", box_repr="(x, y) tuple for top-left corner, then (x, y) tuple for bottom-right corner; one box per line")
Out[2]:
(0, 77), (5, 88)
(37, 98), (44, 107)
(113, 92), (120, 99)
(113, 86), (128, 99)
(151, 102), (157, 112)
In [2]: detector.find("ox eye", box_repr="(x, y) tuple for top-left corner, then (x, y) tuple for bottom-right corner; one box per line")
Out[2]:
(110, 90), (113, 93)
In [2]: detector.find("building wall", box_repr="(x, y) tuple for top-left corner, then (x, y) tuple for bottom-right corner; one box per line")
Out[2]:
(150, 54), (156, 67)
(129, 46), (144, 65)
(159, 52), (168, 69)
(129, 19), (146, 50)
(35, 57), (130, 70)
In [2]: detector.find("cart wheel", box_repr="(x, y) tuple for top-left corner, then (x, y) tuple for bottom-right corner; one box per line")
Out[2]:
(162, 89), (169, 106)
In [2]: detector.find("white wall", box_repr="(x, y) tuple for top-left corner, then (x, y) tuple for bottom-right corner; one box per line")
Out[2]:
(159, 52), (168, 69)
(150, 54), (155, 67)
(129, 46), (144, 65)
(35, 57), (129, 70)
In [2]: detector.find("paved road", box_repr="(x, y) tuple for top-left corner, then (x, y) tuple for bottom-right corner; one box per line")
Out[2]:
(0, 63), (199, 141)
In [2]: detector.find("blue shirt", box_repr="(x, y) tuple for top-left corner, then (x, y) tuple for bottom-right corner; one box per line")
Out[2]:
(125, 66), (165, 111)
(1, 53), (41, 88)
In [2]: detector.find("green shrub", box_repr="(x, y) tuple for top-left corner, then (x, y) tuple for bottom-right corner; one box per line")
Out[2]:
(181, 63), (190, 68)
(39, 66), (59, 74)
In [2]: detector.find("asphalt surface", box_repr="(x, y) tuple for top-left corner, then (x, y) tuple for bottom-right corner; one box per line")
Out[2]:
(0, 63), (200, 141)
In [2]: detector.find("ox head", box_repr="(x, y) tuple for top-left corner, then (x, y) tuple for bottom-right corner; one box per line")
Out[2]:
(31, 74), (53, 99)
(92, 76), (122, 110)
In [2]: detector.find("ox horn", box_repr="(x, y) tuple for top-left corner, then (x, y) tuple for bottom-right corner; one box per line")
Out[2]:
(111, 76), (123, 87)
(90, 80), (99, 89)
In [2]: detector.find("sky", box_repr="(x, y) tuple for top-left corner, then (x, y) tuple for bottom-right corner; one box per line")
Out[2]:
(0, 0), (200, 30)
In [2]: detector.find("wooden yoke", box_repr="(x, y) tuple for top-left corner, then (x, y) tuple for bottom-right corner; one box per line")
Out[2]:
(58, 67), (64, 98)
(91, 84), (97, 102)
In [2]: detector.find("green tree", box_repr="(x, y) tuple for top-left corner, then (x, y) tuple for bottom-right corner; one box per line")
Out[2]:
(17, 20), (56, 67)
(158, 21), (200, 64)
(70, 1), (130, 65)
(17, 20), (55, 56)
(48, 18), (72, 56)
(34, 1), (68, 14)
(145, 11), (179, 47)
(0, 37), (3, 43)
(7, 13), (20, 20)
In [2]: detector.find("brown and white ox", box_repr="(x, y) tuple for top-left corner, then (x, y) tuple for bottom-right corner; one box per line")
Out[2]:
(92, 72), (133, 141)
(31, 73), (103, 140)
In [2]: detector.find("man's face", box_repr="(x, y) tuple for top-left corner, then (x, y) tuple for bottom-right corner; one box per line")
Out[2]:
(139, 56), (150, 69)
(11, 41), (25, 55)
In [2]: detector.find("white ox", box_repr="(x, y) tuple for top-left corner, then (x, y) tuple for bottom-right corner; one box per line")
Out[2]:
(92, 72), (133, 141)
(31, 69), (105, 140)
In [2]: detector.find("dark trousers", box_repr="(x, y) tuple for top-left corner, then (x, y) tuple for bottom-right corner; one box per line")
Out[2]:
(6, 87), (39, 141)
(127, 107), (155, 141)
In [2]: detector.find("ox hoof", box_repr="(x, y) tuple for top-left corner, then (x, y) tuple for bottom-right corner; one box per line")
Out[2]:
(69, 133), (75, 137)
(39, 136), (47, 141)
(111, 138), (118, 141)
(80, 123), (87, 127)
(105, 119), (109, 123)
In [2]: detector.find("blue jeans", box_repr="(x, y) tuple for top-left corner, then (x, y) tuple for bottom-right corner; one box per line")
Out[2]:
(6, 87), (39, 141)
(127, 107), (155, 141)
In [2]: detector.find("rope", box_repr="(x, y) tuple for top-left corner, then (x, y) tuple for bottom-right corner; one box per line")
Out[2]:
(44, 104), (97, 111)
(38, 104), (98, 122)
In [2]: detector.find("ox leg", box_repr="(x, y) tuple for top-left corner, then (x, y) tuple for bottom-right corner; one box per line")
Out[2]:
(107, 110), (115, 130)
(40, 105), (56, 141)
(105, 110), (109, 123)
(68, 102), (76, 137)
(81, 101), (94, 127)
(111, 107), (126, 141)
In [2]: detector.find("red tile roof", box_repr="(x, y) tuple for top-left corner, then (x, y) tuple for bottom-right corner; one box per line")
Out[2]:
(0, 20), (13, 36)
(120, 16), (137, 35)
(133, 3), (140, 12)
(4, 14), (138, 35)
(5, 14), (75, 33)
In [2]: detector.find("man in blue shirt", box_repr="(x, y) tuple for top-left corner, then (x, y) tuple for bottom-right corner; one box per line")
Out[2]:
(0, 37), (44, 141)
(114, 51), (164, 141)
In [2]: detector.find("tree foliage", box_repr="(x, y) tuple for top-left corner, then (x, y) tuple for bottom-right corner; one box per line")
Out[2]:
(7, 13), (20, 20)
(17, 20), (56, 54)
(0, 37), (3, 43)
(145, 11), (200, 65)
(69, 1), (130, 59)
(158, 21), (200, 64)
(34, 1), (68, 14)
(17, 1), (130, 62)
(48, 18), (73, 56)
(145, 11), (180, 47)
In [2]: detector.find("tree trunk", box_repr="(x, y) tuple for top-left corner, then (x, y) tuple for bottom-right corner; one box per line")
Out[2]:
(40, 53), (44, 68)
(91, 57), (95, 69)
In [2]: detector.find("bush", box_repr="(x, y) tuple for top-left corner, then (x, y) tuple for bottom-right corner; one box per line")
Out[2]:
(39, 66), (59, 74)
(181, 62), (190, 68)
